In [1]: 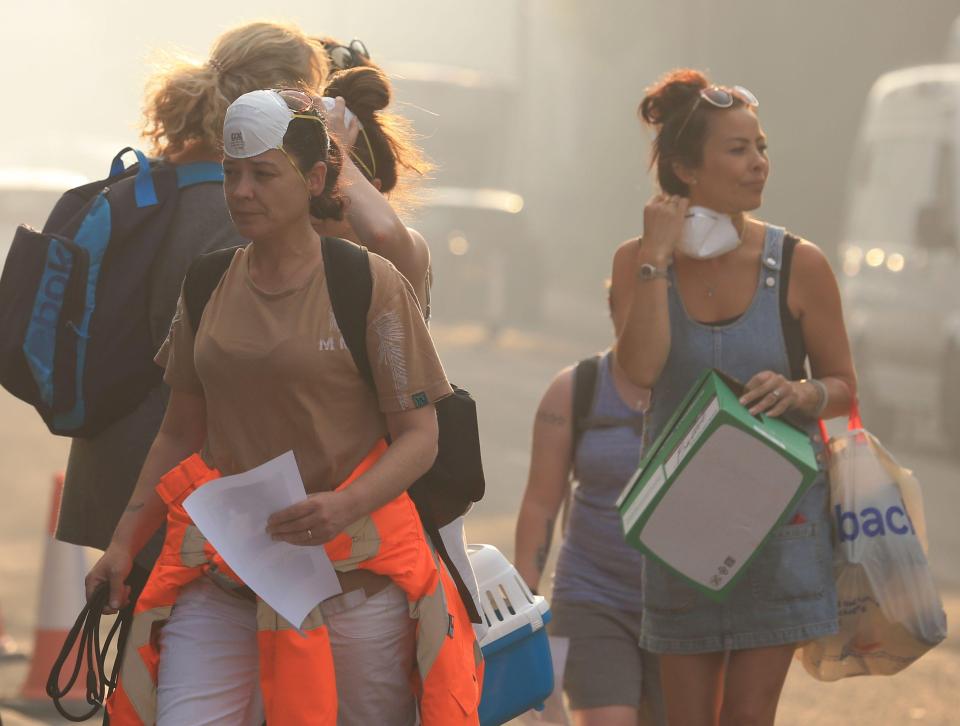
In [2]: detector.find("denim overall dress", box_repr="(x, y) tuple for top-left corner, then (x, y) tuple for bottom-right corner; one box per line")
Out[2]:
(639, 225), (839, 654)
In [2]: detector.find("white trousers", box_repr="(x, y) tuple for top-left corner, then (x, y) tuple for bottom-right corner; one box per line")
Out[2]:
(156, 577), (417, 726)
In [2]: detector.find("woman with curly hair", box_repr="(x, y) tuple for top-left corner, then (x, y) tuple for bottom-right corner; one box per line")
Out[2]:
(59, 22), (331, 574)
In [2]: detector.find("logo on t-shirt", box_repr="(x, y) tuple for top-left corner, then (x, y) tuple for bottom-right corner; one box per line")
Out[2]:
(318, 335), (347, 352)
(412, 391), (428, 409)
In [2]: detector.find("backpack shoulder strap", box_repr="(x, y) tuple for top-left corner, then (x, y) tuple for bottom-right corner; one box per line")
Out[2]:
(184, 246), (243, 334)
(322, 237), (374, 387)
(571, 354), (602, 451)
(175, 161), (225, 189)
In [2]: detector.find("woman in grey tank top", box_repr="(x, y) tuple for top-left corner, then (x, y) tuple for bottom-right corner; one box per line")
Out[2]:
(611, 69), (857, 725)
(515, 346), (666, 726)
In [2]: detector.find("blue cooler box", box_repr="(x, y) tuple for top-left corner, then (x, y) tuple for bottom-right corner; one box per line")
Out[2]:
(469, 544), (554, 726)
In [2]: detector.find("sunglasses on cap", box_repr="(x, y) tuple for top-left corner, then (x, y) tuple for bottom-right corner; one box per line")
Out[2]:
(275, 89), (331, 148)
(323, 39), (370, 71)
(675, 84), (759, 142)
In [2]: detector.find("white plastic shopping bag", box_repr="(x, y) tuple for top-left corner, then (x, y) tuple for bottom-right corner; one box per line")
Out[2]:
(801, 406), (948, 680)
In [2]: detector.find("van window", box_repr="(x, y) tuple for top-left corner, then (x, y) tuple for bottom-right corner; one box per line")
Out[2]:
(843, 136), (941, 247)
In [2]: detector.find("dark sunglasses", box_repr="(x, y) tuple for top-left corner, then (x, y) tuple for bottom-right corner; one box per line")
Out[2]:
(323, 39), (370, 71)
(675, 85), (759, 142)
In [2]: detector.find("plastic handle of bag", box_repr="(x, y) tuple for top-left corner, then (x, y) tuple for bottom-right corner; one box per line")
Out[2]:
(815, 400), (862, 445)
(848, 399), (863, 431)
(817, 418), (830, 445)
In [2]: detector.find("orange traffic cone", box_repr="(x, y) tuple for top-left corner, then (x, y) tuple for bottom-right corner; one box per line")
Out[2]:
(0, 603), (25, 660)
(19, 473), (90, 701)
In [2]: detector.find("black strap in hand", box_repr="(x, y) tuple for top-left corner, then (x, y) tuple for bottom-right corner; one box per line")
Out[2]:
(46, 584), (126, 722)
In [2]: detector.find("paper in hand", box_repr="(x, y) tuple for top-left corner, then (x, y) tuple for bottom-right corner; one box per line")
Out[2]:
(183, 450), (342, 630)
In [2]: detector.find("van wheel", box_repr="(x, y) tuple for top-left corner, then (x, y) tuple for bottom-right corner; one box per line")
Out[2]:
(941, 348), (960, 454)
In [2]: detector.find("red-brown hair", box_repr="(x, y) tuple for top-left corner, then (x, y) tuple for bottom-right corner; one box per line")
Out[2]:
(319, 38), (431, 208)
(638, 68), (753, 196)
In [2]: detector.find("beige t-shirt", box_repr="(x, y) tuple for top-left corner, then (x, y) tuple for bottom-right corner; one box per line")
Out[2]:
(155, 244), (452, 492)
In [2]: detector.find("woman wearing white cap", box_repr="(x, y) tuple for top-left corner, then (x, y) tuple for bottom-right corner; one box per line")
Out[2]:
(85, 90), (481, 726)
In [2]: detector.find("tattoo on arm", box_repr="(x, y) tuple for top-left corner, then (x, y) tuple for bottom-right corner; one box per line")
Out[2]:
(125, 503), (145, 513)
(535, 518), (555, 574)
(536, 410), (567, 427)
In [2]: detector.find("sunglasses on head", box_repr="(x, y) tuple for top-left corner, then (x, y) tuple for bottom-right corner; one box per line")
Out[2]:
(323, 39), (370, 71)
(675, 84), (759, 142)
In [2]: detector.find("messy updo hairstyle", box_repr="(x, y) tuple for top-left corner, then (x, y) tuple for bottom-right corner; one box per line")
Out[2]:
(319, 37), (431, 208)
(639, 68), (753, 196)
(282, 109), (346, 221)
(143, 22), (329, 158)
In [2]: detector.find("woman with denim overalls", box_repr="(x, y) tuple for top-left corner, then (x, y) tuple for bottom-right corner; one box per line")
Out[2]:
(611, 69), (857, 726)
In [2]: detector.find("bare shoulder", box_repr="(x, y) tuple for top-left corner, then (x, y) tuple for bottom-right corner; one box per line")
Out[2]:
(406, 226), (431, 266)
(786, 237), (842, 319)
(790, 237), (836, 282)
(535, 365), (576, 428)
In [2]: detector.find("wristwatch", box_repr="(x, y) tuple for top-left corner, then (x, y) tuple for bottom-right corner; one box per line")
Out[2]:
(636, 262), (670, 282)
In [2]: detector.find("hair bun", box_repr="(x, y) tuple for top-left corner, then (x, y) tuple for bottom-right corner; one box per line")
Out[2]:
(324, 66), (390, 119)
(639, 68), (709, 127)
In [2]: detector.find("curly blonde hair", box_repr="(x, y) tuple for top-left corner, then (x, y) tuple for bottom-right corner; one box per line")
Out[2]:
(142, 21), (330, 158)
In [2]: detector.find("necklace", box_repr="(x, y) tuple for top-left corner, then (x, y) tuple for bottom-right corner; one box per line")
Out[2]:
(695, 219), (748, 297)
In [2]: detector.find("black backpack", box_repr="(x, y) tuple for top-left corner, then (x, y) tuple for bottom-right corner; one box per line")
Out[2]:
(183, 238), (485, 622)
(571, 353), (645, 450)
(0, 148), (224, 437)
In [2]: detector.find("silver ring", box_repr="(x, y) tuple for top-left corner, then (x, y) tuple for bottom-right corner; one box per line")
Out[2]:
(772, 389), (782, 399)
(306, 528), (313, 540)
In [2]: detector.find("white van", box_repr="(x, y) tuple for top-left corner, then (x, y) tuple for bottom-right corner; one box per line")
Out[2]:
(840, 64), (960, 447)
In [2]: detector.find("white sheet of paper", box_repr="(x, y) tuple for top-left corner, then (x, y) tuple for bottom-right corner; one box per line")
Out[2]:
(183, 450), (342, 630)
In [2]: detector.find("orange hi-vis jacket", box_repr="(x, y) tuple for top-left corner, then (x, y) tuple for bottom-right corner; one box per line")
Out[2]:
(106, 440), (483, 725)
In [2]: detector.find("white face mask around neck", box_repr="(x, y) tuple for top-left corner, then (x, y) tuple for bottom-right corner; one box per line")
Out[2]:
(679, 206), (743, 259)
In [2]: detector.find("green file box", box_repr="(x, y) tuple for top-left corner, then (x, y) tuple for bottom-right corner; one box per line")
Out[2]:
(617, 369), (819, 601)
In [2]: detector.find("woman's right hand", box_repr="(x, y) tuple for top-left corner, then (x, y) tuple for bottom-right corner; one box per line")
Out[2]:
(641, 193), (689, 263)
(85, 544), (133, 614)
(322, 96), (360, 148)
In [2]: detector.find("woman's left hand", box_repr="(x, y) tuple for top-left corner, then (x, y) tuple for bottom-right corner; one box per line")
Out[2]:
(740, 371), (798, 417)
(266, 490), (357, 546)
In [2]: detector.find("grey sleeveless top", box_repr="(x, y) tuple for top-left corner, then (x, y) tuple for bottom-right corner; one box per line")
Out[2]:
(552, 350), (647, 612)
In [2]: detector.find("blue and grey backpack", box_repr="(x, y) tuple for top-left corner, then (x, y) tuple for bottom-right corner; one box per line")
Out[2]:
(0, 148), (224, 437)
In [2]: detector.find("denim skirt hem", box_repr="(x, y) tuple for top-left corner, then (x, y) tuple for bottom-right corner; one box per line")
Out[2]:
(639, 618), (839, 655)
